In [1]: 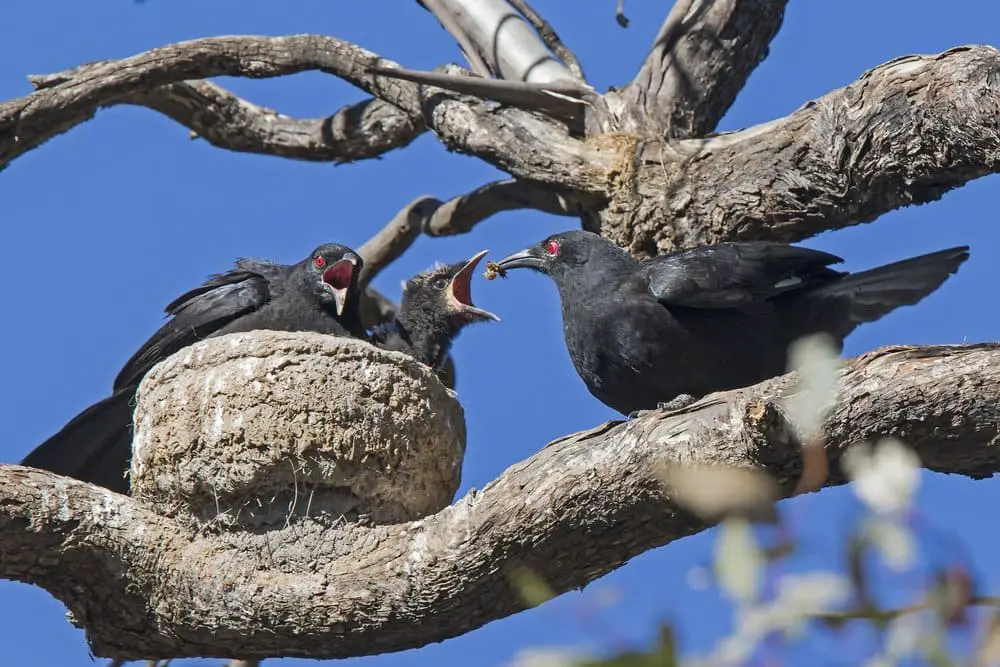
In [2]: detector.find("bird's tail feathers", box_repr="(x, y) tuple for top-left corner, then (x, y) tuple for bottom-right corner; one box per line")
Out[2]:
(20, 387), (135, 494)
(806, 245), (969, 327)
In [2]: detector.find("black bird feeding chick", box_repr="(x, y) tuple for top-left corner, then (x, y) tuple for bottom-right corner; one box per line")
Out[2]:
(22, 243), (367, 494)
(372, 250), (499, 375)
(489, 230), (970, 417)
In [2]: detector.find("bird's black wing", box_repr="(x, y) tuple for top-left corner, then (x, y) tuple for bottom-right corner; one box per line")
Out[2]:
(644, 242), (845, 309)
(112, 259), (275, 390)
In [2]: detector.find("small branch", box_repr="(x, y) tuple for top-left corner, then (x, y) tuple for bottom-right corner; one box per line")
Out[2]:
(616, 0), (630, 28)
(3, 343), (999, 660)
(620, 0), (789, 137)
(507, 0), (586, 80)
(609, 45), (1000, 253)
(358, 196), (442, 287)
(358, 180), (590, 287)
(366, 64), (591, 127)
(422, 178), (591, 236)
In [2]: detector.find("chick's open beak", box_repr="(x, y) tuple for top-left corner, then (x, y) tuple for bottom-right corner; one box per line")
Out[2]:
(449, 250), (500, 321)
(322, 256), (358, 317)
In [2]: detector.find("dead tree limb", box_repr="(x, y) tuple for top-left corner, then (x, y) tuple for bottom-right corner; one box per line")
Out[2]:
(3, 343), (998, 661)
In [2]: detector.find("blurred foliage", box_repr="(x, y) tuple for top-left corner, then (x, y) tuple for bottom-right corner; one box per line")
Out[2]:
(509, 335), (999, 667)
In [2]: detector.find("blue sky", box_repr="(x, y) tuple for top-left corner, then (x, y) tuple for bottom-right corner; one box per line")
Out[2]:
(1, 1), (997, 665)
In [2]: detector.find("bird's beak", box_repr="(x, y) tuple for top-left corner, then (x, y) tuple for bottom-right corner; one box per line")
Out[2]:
(322, 255), (359, 317)
(449, 249), (501, 321)
(493, 247), (549, 274)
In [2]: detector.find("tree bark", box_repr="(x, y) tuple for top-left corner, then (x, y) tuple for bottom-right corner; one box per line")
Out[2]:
(2, 344), (997, 660)
(2, 2), (998, 664)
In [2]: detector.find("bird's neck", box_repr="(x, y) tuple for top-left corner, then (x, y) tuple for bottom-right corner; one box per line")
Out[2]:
(394, 309), (455, 370)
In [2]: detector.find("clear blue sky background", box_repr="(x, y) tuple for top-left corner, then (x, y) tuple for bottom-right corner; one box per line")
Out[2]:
(1, 2), (997, 665)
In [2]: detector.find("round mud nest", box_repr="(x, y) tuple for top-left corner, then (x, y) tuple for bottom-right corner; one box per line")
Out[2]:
(130, 331), (466, 530)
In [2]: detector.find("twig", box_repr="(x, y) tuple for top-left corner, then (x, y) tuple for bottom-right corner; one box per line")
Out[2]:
(507, 0), (586, 79)
(616, 0), (630, 27)
(366, 64), (590, 124)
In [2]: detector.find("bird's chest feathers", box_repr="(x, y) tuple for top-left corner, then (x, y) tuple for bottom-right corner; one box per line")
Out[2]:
(560, 288), (656, 389)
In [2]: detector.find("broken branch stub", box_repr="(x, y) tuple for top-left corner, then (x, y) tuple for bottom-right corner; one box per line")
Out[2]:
(129, 331), (466, 530)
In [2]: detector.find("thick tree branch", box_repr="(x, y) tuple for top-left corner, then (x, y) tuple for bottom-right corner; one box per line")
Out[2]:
(506, 0), (585, 80)
(2, 35), (607, 190)
(416, 0), (581, 84)
(4, 343), (998, 660)
(603, 45), (1000, 254)
(619, 0), (789, 137)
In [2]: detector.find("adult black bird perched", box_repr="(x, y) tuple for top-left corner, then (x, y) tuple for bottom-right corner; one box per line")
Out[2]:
(490, 230), (970, 417)
(22, 243), (367, 494)
(371, 250), (499, 377)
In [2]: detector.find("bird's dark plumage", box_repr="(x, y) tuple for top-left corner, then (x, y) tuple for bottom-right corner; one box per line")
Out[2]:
(493, 230), (970, 416)
(22, 243), (367, 493)
(371, 250), (498, 375)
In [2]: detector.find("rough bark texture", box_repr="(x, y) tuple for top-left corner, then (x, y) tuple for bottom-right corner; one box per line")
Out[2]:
(2, 344), (997, 660)
(4, 1), (999, 663)
(596, 46), (1000, 255)
(131, 333), (466, 529)
(619, 0), (789, 137)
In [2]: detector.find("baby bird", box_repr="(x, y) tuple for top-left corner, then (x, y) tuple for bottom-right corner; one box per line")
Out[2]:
(372, 250), (499, 375)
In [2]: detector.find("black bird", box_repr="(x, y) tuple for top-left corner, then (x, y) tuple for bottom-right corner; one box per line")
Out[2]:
(372, 250), (499, 377)
(22, 243), (366, 493)
(492, 230), (970, 416)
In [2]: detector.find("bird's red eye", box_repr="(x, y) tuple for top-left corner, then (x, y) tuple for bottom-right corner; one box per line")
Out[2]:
(545, 240), (559, 255)
(314, 256), (326, 269)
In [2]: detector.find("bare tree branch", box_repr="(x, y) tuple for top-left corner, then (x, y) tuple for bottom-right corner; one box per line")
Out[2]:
(619, 0), (789, 137)
(416, 0), (581, 84)
(2, 36), (607, 189)
(358, 180), (590, 287)
(28, 70), (426, 165)
(422, 178), (591, 235)
(365, 64), (592, 128)
(507, 0), (586, 79)
(600, 45), (1000, 254)
(4, 343), (999, 661)
(419, 0), (496, 78)
(138, 82), (422, 164)
(359, 196), (442, 287)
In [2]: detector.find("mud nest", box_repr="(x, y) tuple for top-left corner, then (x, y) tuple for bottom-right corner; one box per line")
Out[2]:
(129, 331), (467, 530)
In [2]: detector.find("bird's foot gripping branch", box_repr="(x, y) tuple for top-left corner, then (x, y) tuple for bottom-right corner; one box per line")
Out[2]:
(131, 331), (467, 530)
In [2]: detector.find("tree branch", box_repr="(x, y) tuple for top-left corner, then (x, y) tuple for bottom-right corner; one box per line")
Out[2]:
(358, 180), (591, 288)
(2, 35), (606, 190)
(416, 0), (581, 84)
(5, 343), (999, 660)
(506, 0), (585, 80)
(603, 45), (1000, 254)
(26, 74), (424, 165)
(620, 0), (789, 137)
(138, 82), (423, 164)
